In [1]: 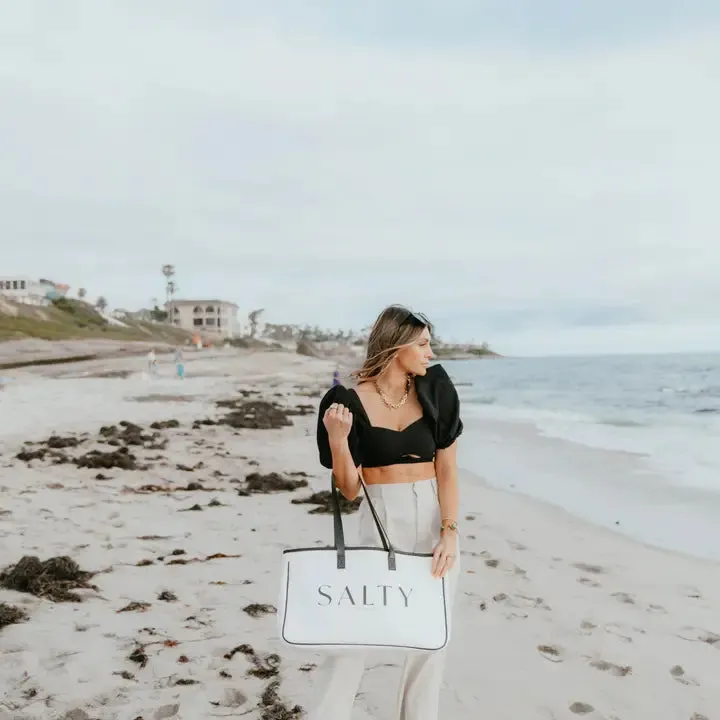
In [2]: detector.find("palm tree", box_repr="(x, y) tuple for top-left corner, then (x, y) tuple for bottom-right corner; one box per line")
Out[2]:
(248, 308), (264, 338)
(96, 296), (108, 312)
(162, 264), (176, 306)
(78, 287), (87, 300)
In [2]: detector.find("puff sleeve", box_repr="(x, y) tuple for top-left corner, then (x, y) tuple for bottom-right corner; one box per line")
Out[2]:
(316, 385), (363, 469)
(436, 376), (463, 449)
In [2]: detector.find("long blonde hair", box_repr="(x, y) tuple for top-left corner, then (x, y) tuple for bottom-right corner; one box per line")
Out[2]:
(353, 305), (432, 383)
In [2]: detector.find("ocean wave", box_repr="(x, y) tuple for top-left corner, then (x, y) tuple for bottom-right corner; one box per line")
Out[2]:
(596, 417), (649, 428)
(468, 396), (496, 405)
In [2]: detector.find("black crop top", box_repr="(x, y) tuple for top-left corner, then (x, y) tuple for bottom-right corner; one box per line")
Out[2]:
(317, 364), (463, 469)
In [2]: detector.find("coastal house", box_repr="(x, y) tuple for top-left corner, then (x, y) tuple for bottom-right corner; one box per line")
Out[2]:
(168, 299), (240, 339)
(0, 276), (69, 306)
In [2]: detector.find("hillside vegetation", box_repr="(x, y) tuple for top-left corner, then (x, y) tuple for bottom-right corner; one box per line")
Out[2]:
(0, 297), (192, 344)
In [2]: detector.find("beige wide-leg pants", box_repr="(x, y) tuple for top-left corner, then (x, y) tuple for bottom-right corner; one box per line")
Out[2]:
(306, 477), (459, 720)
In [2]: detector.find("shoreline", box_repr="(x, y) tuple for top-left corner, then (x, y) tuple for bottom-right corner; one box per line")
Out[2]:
(0, 338), (184, 371)
(458, 413), (720, 563)
(1, 351), (718, 719)
(458, 463), (720, 567)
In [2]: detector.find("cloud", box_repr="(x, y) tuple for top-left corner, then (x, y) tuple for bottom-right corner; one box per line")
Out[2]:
(2, 1), (720, 354)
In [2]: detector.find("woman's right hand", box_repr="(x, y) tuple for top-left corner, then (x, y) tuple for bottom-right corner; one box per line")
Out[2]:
(323, 402), (353, 444)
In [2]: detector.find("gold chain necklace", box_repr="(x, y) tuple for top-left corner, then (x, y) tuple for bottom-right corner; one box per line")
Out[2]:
(374, 375), (412, 410)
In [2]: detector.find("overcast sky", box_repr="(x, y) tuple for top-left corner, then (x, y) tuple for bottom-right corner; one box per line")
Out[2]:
(2, 1), (720, 356)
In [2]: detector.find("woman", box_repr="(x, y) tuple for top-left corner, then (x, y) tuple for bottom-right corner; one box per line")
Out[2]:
(310, 304), (463, 720)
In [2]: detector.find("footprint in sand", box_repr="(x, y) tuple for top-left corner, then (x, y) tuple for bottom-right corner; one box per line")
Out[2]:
(604, 623), (634, 644)
(493, 593), (551, 611)
(572, 562), (606, 575)
(670, 665), (699, 686)
(509, 541), (527, 551)
(682, 585), (703, 599)
(589, 659), (632, 677)
(537, 644), (564, 663)
(577, 577), (602, 588)
(569, 702), (595, 715)
(611, 592), (636, 605)
(477, 551), (527, 577)
(676, 627), (720, 649)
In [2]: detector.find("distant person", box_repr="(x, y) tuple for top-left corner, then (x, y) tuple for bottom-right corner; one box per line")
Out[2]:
(174, 348), (185, 379)
(332, 368), (341, 387)
(147, 349), (157, 376)
(309, 305), (462, 719)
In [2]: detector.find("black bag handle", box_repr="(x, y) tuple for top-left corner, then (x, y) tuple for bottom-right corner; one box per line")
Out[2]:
(332, 472), (396, 571)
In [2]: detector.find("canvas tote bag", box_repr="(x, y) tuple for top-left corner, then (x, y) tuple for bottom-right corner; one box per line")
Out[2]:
(277, 474), (450, 651)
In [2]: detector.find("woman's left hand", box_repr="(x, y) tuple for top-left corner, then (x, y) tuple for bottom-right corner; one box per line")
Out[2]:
(431, 532), (457, 578)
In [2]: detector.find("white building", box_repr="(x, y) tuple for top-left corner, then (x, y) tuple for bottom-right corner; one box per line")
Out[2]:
(168, 299), (241, 339)
(0, 276), (68, 305)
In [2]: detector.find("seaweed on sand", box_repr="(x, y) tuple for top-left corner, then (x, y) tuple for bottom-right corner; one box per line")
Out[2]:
(0, 555), (96, 602)
(259, 680), (303, 720)
(291, 490), (363, 514)
(201, 400), (295, 430)
(0, 602), (28, 629)
(242, 472), (309, 495)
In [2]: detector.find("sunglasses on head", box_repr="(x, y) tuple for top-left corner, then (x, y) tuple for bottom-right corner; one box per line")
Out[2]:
(403, 310), (431, 328)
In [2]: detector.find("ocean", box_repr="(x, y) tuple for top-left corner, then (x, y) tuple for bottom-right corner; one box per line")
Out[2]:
(446, 353), (720, 561)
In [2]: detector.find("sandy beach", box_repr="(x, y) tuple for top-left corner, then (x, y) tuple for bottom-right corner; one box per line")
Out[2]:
(1, 350), (718, 720)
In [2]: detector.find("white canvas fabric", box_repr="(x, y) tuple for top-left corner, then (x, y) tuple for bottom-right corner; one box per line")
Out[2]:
(302, 477), (460, 720)
(277, 476), (453, 652)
